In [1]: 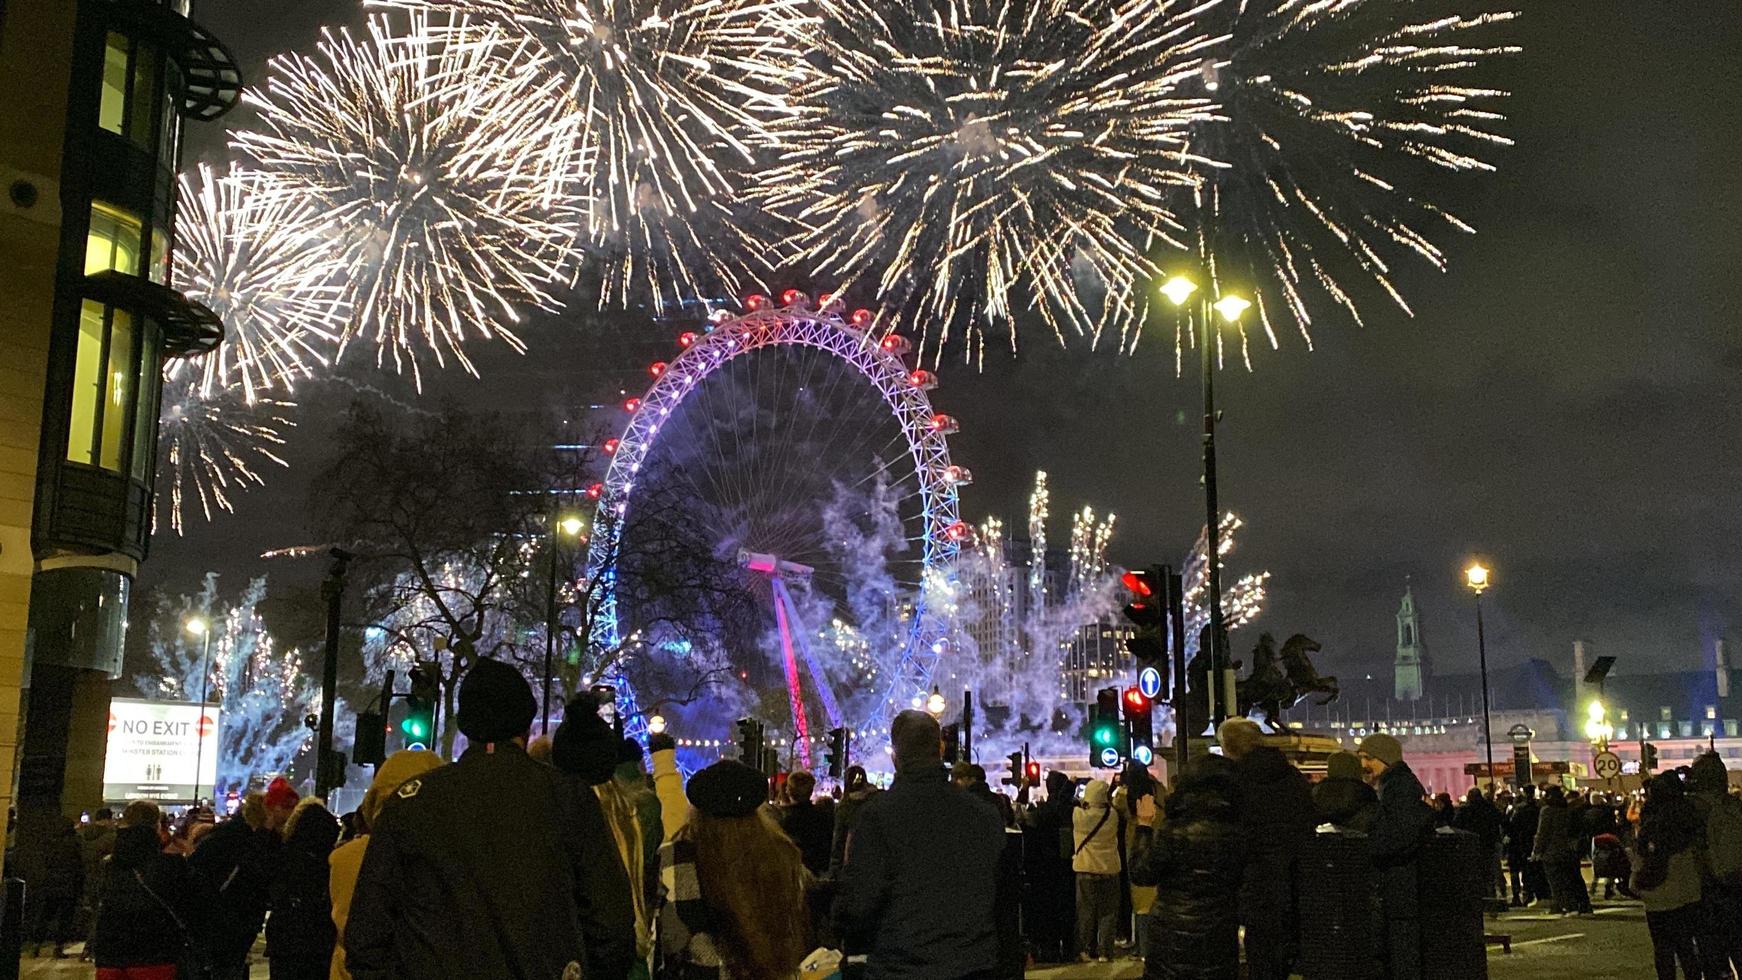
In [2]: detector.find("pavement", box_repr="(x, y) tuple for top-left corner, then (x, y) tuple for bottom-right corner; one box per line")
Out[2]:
(16, 898), (1655, 980)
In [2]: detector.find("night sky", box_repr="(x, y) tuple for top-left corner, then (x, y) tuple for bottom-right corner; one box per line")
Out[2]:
(147, 2), (1742, 690)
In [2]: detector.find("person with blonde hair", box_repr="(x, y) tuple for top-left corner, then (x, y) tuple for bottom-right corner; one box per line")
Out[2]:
(657, 760), (811, 979)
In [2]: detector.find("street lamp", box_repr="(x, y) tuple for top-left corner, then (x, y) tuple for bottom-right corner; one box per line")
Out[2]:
(1161, 273), (1250, 725)
(648, 715), (667, 736)
(1583, 700), (1613, 750)
(926, 687), (946, 717)
(1465, 561), (1496, 792)
(544, 514), (587, 734)
(184, 615), (213, 804)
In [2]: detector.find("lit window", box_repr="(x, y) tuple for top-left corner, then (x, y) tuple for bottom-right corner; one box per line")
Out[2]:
(66, 302), (106, 464)
(100, 34), (129, 135)
(1660, 706), (1672, 722)
(86, 202), (143, 276)
(1707, 706), (1717, 720)
(100, 310), (136, 470)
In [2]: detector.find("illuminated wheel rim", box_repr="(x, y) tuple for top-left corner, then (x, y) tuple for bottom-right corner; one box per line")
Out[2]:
(587, 295), (966, 732)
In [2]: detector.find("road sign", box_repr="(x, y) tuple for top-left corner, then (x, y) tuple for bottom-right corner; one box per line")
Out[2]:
(1132, 744), (1154, 766)
(1099, 747), (1121, 768)
(1138, 666), (1163, 700)
(1592, 751), (1622, 780)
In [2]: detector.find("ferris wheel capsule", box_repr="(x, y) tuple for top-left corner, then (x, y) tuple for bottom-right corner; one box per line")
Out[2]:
(818, 292), (845, 314)
(677, 331), (698, 348)
(744, 293), (768, 311)
(780, 288), (809, 308)
(850, 308), (874, 328)
(602, 438), (620, 455)
(942, 465), (973, 486)
(649, 361), (668, 378)
(585, 482), (603, 500)
(880, 334), (912, 357)
(908, 370), (937, 390)
(623, 397), (641, 413)
(944, 520), (972, 542)
(928, 413), (959, 435)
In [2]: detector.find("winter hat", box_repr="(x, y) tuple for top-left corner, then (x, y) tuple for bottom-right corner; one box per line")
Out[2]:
(264, 776), (300, 811)
(1690, 751), (1729, 793)
(551, 700), (619, 785)
(361, 749), (443, 825)
(455, 657), (538, 744)
(1358, 733), (1403, 768)
(686, 760), (769, 818)
(1325, 751), (1364, 781)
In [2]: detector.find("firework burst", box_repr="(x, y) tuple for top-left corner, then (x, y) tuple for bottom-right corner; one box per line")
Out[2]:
(1171, 1), (1519, 361)
(377, 0), (800, 311)
(233, 12), (582, 388)
(167, 164), (350, 402)
(156, 378), (294, 534)
(761, 0), (1218, 365)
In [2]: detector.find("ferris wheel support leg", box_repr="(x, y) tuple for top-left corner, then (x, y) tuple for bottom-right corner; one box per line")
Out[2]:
(772, 578), (844, 729)
(771, 588), (814, 769)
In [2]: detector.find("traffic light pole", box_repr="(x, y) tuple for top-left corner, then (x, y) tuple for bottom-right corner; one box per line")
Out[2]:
(1199, 299), (1234, 724)
(1166, 566), (1189, 776)
(316, 548), (352, 799)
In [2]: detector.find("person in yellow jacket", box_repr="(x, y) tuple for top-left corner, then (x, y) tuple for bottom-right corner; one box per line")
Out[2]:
(327, 749), (443, 980)
(649, 732), (687, 843)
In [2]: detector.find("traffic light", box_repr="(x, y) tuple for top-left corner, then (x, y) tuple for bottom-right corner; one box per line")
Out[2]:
(353, 711), (387, 767)
(734, 717), (764, 766)
(1089, 686), (1123, 769)
(1642, 741), (1659, 771)
(1123, 685), (1154, 753)
(1121, 567), (1168, 678)
(401, 662), (440, 748)
(1025, 760), (1041, 784)
(825, 727), (848, 780)
(1002, 750), (1023, 786)
(941, 723), (961, 764)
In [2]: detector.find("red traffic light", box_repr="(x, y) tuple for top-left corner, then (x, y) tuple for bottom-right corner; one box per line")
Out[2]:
(1123, 686), (1151, 714)
(1121, 570), (1154, 597)
(1025, 761), (1041, 782)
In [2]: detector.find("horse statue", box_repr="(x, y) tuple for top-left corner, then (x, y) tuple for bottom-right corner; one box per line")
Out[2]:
(1238, 633), (1339, 725)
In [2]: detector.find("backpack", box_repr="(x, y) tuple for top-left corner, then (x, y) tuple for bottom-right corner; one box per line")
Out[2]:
(1706, 794), (1742, 884)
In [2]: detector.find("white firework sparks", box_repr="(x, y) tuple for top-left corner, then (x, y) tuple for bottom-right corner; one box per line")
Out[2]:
(1172, 1), (1519, 361)
(168, 163), (350, 402)
(761, 0), (1218, 365)
(375, 0), (802, 310)
(155, 378), (293, 534)
(233, 11), (583, 388)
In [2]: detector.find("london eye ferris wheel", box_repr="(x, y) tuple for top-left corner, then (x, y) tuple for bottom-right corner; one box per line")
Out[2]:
(586, 291), (970, 761)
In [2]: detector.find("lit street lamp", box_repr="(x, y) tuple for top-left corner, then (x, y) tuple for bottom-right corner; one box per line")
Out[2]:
(1162, 273), (1251, 726)
(1583, 699), (1613, 750)
(184, 615), (213, 804)
(926, 687), (947, 717)
(544, 514), (587, 734)
(1465, 562), (1496, 791)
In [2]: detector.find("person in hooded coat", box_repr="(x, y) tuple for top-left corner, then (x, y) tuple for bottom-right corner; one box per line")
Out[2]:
(1504, 785), (1543, 906)
(1020, 770), (1079, 962)
(1128, 756), (1246, 980)
(1532, 784), (1590, 914)
(267, 800), (340, 980)
(1452, 787), (1506, 899)
(90, 801), (205, 980)
(829, 766), (879, 879)
(1312, 751), (1378, 832)
(1219, 718), (1315, 980)
(327, 748), (443, 980)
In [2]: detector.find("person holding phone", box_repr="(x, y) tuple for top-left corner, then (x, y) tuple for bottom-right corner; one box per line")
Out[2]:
(1072, 780), (1121, 962)
(1128, 757), (1246, 980)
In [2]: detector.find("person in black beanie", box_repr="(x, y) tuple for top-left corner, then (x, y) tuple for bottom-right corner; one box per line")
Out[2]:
(346, 658), (635, 980)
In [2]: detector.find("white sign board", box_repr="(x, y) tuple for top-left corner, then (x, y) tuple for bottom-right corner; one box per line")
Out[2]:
(103, 698), (220, 803)
(1592, 750), (1622, 781)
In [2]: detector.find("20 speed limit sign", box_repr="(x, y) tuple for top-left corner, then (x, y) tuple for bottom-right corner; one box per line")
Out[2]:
(1592, 751), (1622, 780)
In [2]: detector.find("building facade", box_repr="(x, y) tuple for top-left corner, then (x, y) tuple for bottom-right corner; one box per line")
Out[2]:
(1, 0), (238, 843)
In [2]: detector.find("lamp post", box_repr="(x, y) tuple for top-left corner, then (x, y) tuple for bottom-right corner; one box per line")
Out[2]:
(184, 616), (212, 804)
(1161, 275), (1250, 725)
(926, 687), (946, 717)
(1465, 562), (1496, 792)
(544, 514), (587, 734)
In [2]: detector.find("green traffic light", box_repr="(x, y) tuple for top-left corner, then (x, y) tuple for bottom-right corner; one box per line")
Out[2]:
(402, 717), (428, 739)
(1093, 724), (1119, 746)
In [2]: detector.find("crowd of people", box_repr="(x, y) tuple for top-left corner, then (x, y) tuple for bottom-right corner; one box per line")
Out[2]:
(16, 656), (1742, 980)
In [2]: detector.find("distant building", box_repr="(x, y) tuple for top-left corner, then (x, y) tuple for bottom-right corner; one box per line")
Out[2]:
(1395, 585), (1431, 701)
(1061, 619), (1135, 706)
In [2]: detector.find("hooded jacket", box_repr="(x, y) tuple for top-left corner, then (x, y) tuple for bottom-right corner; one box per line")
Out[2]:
(1072, 781), (1120, 876)
(1128, 772), (1246, 980)
(329, 749), (443, 980)
(268, 803), (339, 968)
(1313, 777), (1379, 832)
